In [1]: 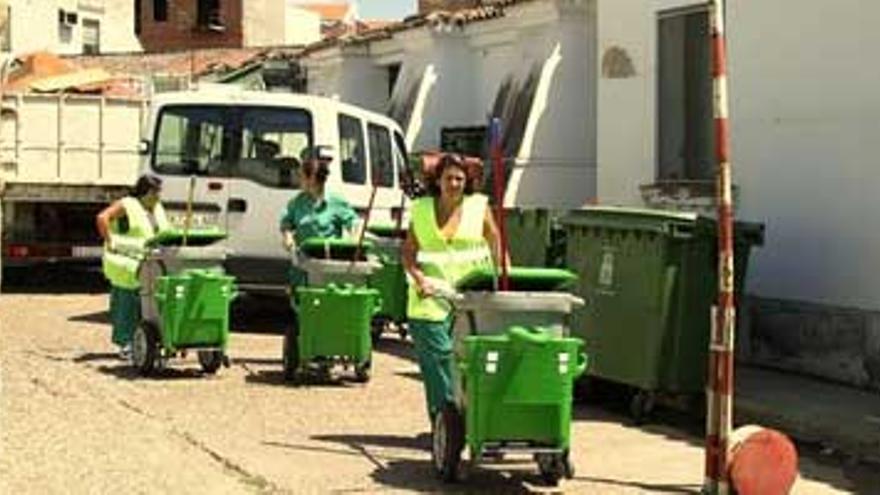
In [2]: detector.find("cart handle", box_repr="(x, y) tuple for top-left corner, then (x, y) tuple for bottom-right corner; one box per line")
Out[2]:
(508, 325), (551, 345)
(574, 349), (589, 378)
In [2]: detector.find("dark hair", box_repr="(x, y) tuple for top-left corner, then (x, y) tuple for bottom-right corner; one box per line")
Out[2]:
(427, 153), (476, 197)
(300, 159), (330, 184)
(131, 174), (162, 198)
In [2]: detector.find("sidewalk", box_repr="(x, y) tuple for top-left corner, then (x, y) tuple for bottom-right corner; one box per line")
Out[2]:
(736, 365), (880, 463)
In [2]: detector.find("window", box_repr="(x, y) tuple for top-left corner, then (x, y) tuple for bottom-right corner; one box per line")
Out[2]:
(386, 63), (401, 98)
(657, 7), (714, 183)
(135, 0), (141, 34)
(153, 0), (167, 22)
(338, 114), (366, 184)
(152, 105), (313, 189)
(197, 0), (222, 29)
(1, 5), (10, 52)
(82, 19), (100, 55)
(368, 124), (394, 187)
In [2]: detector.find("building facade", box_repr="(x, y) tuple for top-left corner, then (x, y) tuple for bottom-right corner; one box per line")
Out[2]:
(1, 0), (142, 56)
(136, 0), (321, 52)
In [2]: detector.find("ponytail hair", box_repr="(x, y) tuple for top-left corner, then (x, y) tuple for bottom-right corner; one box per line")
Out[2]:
(131, 174), (162, 198)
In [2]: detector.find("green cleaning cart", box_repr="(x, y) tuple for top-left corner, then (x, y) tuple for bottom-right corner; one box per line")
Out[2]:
(365, 223), (409, 342)
(132, 228), (236, 376)
(431, 267), (588, 486)
(283, 237), (382, 383)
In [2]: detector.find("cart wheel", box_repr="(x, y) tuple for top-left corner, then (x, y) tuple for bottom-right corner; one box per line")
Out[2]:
(282, 322), (300, 383)
(432, 402), (464, 483)
(629, 390), (656, 425)
(197, 350), (224, 374)
(131, 321), (159, 376)
(537, 451), (571, 486)
(370, 315), (388, 345)
(354, 360), (371, 383)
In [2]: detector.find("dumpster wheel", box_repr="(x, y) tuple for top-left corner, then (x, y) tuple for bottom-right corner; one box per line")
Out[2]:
(370, 316), (389, 345)
(197, 350), (224, 374)
(131, 321), (159, 376)
(282, 321), (300, 383)
(432, 402), (464, 482)
(354, 360), (371, 383)
(537, 450), (573, 486)
(629, 390), (657, 424)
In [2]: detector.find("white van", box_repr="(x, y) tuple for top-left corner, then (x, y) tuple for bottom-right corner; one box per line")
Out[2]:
(142, 89), (409, 293)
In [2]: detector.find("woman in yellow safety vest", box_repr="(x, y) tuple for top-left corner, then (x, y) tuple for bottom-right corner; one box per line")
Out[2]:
(96, 174), (168, 358)
(401, 153), (506, 424)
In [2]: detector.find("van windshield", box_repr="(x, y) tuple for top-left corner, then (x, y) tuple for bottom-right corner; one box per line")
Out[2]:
(152, 104), (312, 189)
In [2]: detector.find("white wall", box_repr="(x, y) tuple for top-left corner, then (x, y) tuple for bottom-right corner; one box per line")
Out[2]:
(5, 0), (140, 55)
(597, 0), (880, 310)
(285, 6), (320, 46)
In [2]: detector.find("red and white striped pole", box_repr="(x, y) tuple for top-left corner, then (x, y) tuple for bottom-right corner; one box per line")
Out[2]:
(704, 0), (735, 493)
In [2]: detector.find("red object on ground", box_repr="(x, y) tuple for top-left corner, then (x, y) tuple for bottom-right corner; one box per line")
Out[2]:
(729, 426), (799, 495)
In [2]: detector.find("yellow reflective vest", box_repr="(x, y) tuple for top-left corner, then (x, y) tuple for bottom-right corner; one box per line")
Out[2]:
(407, 194), (493, 321)
(101, 197), (170, 289)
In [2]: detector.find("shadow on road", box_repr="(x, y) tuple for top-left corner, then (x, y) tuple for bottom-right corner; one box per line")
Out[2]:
(311, 433), (431, 452)
(1, 264), (107, 294)
(93, 363), (214, 381)
(68, 310), (111, 326)
(571, 476), (700, 494)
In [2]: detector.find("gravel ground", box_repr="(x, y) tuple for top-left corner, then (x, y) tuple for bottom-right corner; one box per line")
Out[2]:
(0, 286), (873, 494)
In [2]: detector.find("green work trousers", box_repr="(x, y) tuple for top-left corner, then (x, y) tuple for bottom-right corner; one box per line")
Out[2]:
(110, 286), (141, 347)
(409, 317), (455, 421)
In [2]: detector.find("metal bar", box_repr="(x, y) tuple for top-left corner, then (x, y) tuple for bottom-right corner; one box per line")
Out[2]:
(704, 1), (735, 494)
(57, 94), (64, 179)
(98, 96), (105, 179)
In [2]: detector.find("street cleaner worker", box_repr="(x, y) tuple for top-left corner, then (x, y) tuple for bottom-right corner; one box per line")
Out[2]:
(279, 146), (359, 282)
(96, 174), (169, 358)
(401, 152), (506, 424)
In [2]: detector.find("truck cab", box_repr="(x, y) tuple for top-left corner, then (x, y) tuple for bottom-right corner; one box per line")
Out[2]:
(142, 89), (409, 294)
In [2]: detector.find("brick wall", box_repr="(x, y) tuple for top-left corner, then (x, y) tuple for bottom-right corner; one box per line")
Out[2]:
(138, 0), (244, 52)
(418, 0), (482, 15)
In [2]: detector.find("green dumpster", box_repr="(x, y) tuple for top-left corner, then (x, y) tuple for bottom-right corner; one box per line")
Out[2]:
(293, 284), (380, 382)
(559, 207), (763, 419)
(365, 224), (409, 341)
(503, 208), (567, 268)
(462, 326), (587, 458)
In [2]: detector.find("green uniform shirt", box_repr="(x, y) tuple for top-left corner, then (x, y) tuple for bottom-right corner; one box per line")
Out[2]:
(279, 191), (358, 246)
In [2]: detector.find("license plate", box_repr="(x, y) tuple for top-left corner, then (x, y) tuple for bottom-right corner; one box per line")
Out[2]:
(72, 246), (104, 258)
(167, 212), (220, 229)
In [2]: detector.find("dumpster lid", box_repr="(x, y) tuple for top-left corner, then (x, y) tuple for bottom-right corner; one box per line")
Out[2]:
(150, 228), (227, 247)
(456, 266), (577, 292)
(300, 237), (373, 261)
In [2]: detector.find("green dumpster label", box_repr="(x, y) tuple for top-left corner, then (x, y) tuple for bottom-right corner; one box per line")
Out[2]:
(598, 249), (615, 289)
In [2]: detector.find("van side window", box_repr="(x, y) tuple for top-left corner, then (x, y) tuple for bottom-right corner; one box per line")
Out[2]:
(368, 123), (394, 187)
(338, 114), (366, 184)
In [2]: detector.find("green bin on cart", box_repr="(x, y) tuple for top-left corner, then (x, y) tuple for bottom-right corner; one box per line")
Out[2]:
(133, 228), (237, 376)
(559, 207), (763, 420)
(365, 223), (409, 341)
(283, 237), (381, 383)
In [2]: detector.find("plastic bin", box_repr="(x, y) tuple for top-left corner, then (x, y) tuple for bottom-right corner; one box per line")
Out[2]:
(155, 269), (235, 349)
(294, 284), (380, 372)
(296, 238), (380, 287)
(504, 208), (567, 268)
(462, 327), (587, 457)
(559, 206), (764, 415)
(131, 228), (235, 375)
